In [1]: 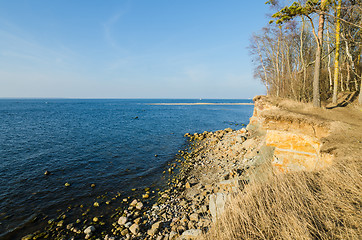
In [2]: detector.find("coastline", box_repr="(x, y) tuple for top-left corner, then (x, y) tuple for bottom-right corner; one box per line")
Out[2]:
(19, 96), (362, 239)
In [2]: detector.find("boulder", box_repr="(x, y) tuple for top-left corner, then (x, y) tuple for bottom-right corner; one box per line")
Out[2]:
(129, 223), (139, 235)
(209, 193), (227, 222)
(84, 225), (95, 235)
(147, 221), (163, 236)
(118, 216), (128, 226)
(180, 229), (202, 239)
(136, 202), (143, 210)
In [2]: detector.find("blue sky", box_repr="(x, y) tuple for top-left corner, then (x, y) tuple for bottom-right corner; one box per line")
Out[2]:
(0, 1), (269, 98)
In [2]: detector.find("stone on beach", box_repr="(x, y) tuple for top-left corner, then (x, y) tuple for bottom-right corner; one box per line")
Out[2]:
(209, 193), (227, 222)
(180, 229), (202, 239)
(84, 225), (95, 235)
(136, 201), (143, 210)
(129, 223), (140, 235)
(118, 216), (128, 225)
(147, 221), (163, 236)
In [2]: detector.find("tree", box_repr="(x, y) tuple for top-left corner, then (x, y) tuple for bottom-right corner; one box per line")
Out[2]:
(332, 0), (342, 103)
(268, 0), (331, 107)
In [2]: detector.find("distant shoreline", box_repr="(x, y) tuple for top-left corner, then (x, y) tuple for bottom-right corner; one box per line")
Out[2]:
(148, 103), (254, 106)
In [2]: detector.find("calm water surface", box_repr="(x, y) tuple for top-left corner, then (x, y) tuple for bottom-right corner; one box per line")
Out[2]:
(0, 99), (253, 237)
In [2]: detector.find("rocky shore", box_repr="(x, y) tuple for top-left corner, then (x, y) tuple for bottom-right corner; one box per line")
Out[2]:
(21, 123), (263, 240)
(22, 95), (343, 240)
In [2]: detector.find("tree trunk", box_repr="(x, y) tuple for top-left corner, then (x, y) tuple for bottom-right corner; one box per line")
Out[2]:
(313, 11), (325, 107)
(359, 79), (362, 105)
(332, 0), (342, 103)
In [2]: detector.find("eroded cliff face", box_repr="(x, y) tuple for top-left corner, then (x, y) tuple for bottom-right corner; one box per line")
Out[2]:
(248, 96), (334, 173)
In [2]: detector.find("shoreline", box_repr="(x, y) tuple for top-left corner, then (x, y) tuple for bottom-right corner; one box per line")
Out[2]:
(21, 124), (259, 240)
(148, 103), (254, 106)
(19, 96), (362, 239)
(19, 127), (257, 240)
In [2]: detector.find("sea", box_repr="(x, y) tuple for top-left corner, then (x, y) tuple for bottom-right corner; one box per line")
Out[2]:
(0, 99), (254, 238)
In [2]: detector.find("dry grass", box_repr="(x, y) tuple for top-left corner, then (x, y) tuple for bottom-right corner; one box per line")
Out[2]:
(205, 159), (361, 240)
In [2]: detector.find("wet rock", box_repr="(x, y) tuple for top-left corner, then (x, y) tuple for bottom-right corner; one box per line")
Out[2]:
(21, 234), (34, 240)
(57, 220), (64, 227)
(125, 222), (132, 228)
(136, 201), (143, 210)
(84, 225), (95, 235)
(118, 216), (128, 225)
(129, 223), (139, 235)
(121, 229), (129, 236)
(104, 235), (116, 240)
(130, 199), (138, 207)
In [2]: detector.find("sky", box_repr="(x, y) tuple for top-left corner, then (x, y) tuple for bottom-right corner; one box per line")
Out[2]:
(0, 0), (270, 99)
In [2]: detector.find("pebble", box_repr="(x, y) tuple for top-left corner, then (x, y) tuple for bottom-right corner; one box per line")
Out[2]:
(84, 225), (95, 235)
(136, 202), (143, 210)
(118, 216), (128, 225)
(129, 223), (139, 235)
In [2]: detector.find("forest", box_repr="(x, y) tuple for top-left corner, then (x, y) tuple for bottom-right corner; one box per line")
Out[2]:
(249, 0), (362, 106)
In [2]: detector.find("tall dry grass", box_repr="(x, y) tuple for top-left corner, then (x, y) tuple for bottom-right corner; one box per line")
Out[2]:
(205, 159), (361, 239)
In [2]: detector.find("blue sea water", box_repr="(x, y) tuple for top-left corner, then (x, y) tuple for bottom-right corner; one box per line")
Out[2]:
(0, 99), (253, 237)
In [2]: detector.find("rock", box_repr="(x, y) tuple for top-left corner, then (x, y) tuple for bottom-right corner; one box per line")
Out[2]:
(104, 235), (116, 240)
(185, 182), (191, 189)
(142, 193), (149, 199)
(225, 128), (233, 133)
(218, 179), (240, 192)
(21, 234), (34, 240)
(118, 216), (128, 225)
(84, 225), (95, 235)
(125, 222), (132, 228)
(169, 231), (178, 240)
(129, 223), (139, 235)
(189, 213), (199, 222)
(121, 229), (129, 236)
(180, 229), (202, 239)
(130, 199), (138, 206)
(209, 193), (227, 222)
(66, 223), (74, 229)
(136, 201), (143, 210)
(133, 217), (142, 224)
(147, 221), (163, 236)
(44, 170), (50, 175)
